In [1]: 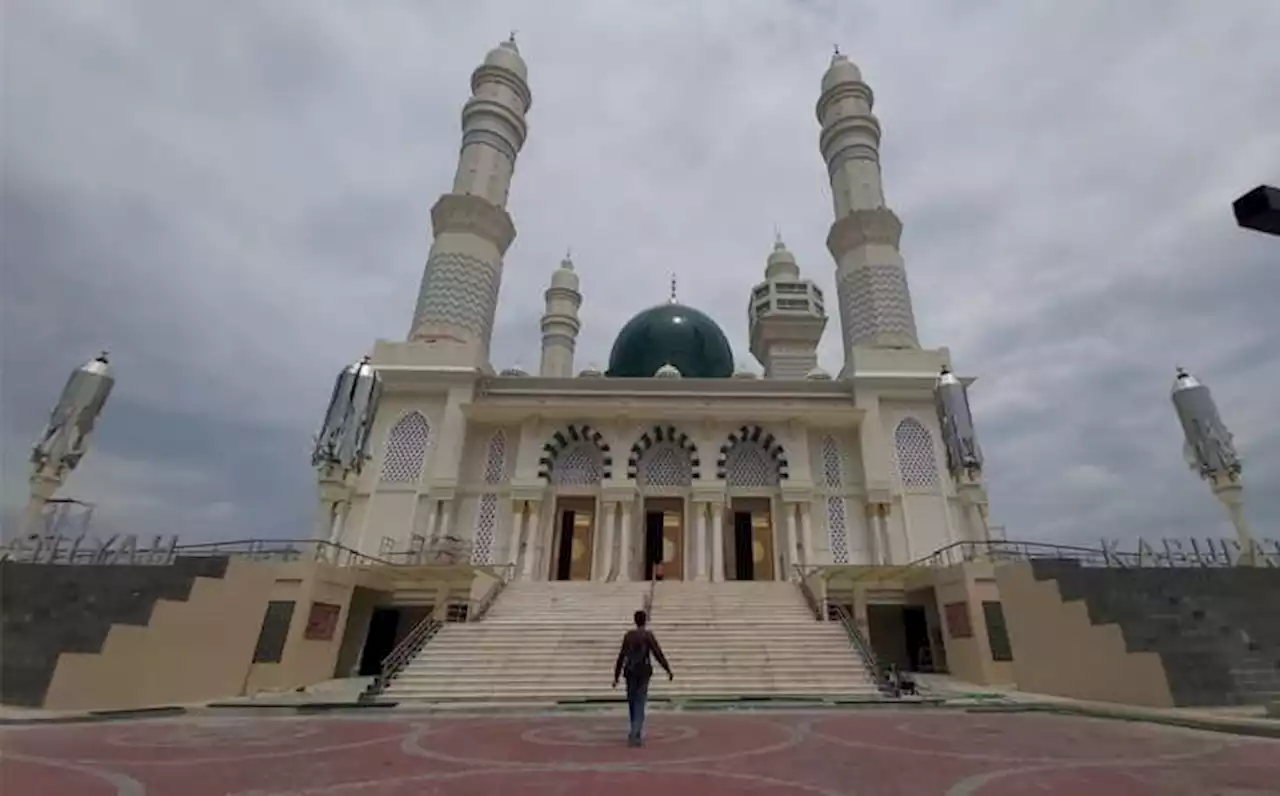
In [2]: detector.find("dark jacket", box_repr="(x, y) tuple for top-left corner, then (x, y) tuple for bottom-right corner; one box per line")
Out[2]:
(614, 628), (672, 682)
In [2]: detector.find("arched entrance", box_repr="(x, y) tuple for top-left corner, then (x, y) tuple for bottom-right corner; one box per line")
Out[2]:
(629, 425), (698, 581)
(541, 425), (610, 581)
(717, 425), (788, 581)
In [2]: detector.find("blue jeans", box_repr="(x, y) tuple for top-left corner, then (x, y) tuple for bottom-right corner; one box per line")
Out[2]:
(625, 676), (650, 742)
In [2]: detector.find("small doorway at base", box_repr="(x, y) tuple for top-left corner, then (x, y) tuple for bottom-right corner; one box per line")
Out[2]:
(357, 607), (400, 677)
(642, 498), (684, 580)
(724, 498), (774, 581)
(550, 498), (595, 581)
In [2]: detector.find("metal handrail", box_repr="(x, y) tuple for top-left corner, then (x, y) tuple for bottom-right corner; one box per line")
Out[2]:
(828, 601), (894, 696)
(643, 575), (656, 620)
(793, 565), (890, 696)
(471, 566), (516, 622)
(362, 565), (515, 699)
(362, 614), (444, 699)
(175, 538), (397, 567)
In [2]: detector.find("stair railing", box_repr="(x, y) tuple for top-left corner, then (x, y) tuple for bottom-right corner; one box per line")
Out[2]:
(793, 565), (892, 697)
(363, 565), (515, 699)
(643, 574), (656, 620)
(362, 614), (444, 700)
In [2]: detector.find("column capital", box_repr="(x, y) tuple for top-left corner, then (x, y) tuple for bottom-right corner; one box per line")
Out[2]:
(781, 484), (815, 505)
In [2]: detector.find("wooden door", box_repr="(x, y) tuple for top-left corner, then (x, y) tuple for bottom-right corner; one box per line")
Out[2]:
(661, 510), (684, 581)
(751, 510), (774, 581)
(568, 510), (595, 581)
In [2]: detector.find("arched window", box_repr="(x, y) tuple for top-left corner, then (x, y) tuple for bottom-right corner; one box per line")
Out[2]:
(380, 412), (430, 483)
(639, 443), (692, 488)
(894, 417), (940, 488)
(552, 442), (603, 486)
(725, 442), (779, 488)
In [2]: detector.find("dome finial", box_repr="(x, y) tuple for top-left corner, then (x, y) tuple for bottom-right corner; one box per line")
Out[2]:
(669, 273), (678, 304)
(773, 225), (786, 251)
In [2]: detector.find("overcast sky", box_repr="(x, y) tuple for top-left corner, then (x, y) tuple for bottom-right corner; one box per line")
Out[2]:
(3, 0), (1278, 549)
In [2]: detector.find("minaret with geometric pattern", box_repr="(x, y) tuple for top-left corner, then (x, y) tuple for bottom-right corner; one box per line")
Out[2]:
(818, 49), (920, 372)
(748, 235), (827, 378)
(539, 254), (582, 377)
(408, 36), (532, 369)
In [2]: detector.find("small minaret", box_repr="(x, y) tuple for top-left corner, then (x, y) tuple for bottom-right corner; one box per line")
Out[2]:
(408, 36), (532, 369)
(539, 253), (582, 377)
(818, 49), (920, 372)
(748, 235), (827, 378)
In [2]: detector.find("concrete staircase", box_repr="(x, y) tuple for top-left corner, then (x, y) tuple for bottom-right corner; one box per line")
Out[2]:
(383, 581), (648, 703)
(382, 579), (880, 704)
(649, 581), (881, 699)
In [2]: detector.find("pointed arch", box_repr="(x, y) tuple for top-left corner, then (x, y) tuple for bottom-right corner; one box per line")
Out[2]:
(894, 417), (940, 488)
(380, 411), (430, 483)
(537, 423), (612, 482)
(627, 424), (700, 483)
(716, 424), (789, 486)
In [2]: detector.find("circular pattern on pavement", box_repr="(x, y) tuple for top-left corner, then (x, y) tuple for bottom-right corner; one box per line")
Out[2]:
(1, 709), (1275, 795)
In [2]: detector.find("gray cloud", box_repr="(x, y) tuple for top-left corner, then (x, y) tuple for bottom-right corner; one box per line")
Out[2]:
(3, 0), (1278, 547)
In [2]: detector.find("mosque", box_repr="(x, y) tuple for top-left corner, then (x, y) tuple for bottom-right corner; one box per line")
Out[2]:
(326, 36), (994, 584)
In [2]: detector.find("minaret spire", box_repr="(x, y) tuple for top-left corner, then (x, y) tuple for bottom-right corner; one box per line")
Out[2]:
(407, 38), (532, 369)
(669, 273), (678, 304)
(539, 252), (582, 377)
(818, 50), (920, 369)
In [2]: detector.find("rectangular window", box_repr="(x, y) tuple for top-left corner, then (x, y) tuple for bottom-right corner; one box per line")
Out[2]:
(983, 601), (1013, 661)
(304, 601), (342, 641)
(252, 600), (296, 663)
(944, 601), (973, 639)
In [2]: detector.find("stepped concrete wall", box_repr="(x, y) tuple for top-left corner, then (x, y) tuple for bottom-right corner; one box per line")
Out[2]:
(2, 558), (400, 711)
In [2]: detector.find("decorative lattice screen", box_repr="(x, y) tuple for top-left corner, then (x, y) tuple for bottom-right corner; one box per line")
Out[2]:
(639, 443), (692, 488)
(380, 412), (430, 483)
(894, 418), (940, 488)
(553, 442), (603, 486)
(471, 494), (498, 565)
(471, 431), (507, 565)
(826, 496), (850, 565)
(821, 436), (844, 488)
(483, 431), (506, 484)
(725, 442), (778, 488)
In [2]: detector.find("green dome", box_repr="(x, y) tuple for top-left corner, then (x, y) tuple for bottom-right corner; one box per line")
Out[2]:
(606, 302), (734, 378)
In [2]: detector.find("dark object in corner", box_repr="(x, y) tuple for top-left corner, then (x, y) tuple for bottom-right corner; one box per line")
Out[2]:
(1233, 185), (1280, 237)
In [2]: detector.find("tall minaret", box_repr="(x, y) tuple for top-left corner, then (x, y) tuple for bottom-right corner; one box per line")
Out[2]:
(748, 235), (827, 378)
(818, 50), (920, 372)
(539, 253), (582, 377)
(408, 36), (532, 369)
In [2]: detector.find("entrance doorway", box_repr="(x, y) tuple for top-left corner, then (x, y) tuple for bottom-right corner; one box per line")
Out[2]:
(903, 605), (932, 672)
(357, 607), (400, 677)
(642, 498), (684, 580)
(551, 498), (595, 581)
(724, 498), (774, 580)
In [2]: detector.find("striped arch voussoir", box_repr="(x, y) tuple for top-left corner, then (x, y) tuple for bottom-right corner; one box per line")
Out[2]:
(625, 424), (701, 480)
(537, 424), (613, 481)
(715, 424), (789, 481)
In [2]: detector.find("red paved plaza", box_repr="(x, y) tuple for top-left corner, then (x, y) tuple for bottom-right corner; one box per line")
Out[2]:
(1, 708), (1276, 795)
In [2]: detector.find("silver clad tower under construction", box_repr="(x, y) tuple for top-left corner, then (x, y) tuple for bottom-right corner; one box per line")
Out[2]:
(313, 355), (384, 477)
(1170, 367), (1242, 480)
(31, 352), (115, 478)
(934, 365), (983, 478)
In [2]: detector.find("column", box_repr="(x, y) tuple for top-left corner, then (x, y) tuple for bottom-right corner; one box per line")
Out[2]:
(695, 502), (708, 580)
(521, 500), (541, 580)
(711, 505), (725, 582)
(438, 500), (453, 543)
(507, 501), (526, 569)
(599, 501), (617, 581)
(785, 503), (800, 580)
(876, 504), (891, 565)
(800, 504), (814, 567)
(618, 502), (633, 581)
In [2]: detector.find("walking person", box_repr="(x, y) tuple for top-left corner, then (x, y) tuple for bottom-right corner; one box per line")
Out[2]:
(612, 609), (673, 747)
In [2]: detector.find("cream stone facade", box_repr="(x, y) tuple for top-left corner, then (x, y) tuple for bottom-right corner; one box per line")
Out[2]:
(325, 40), (993, 583)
